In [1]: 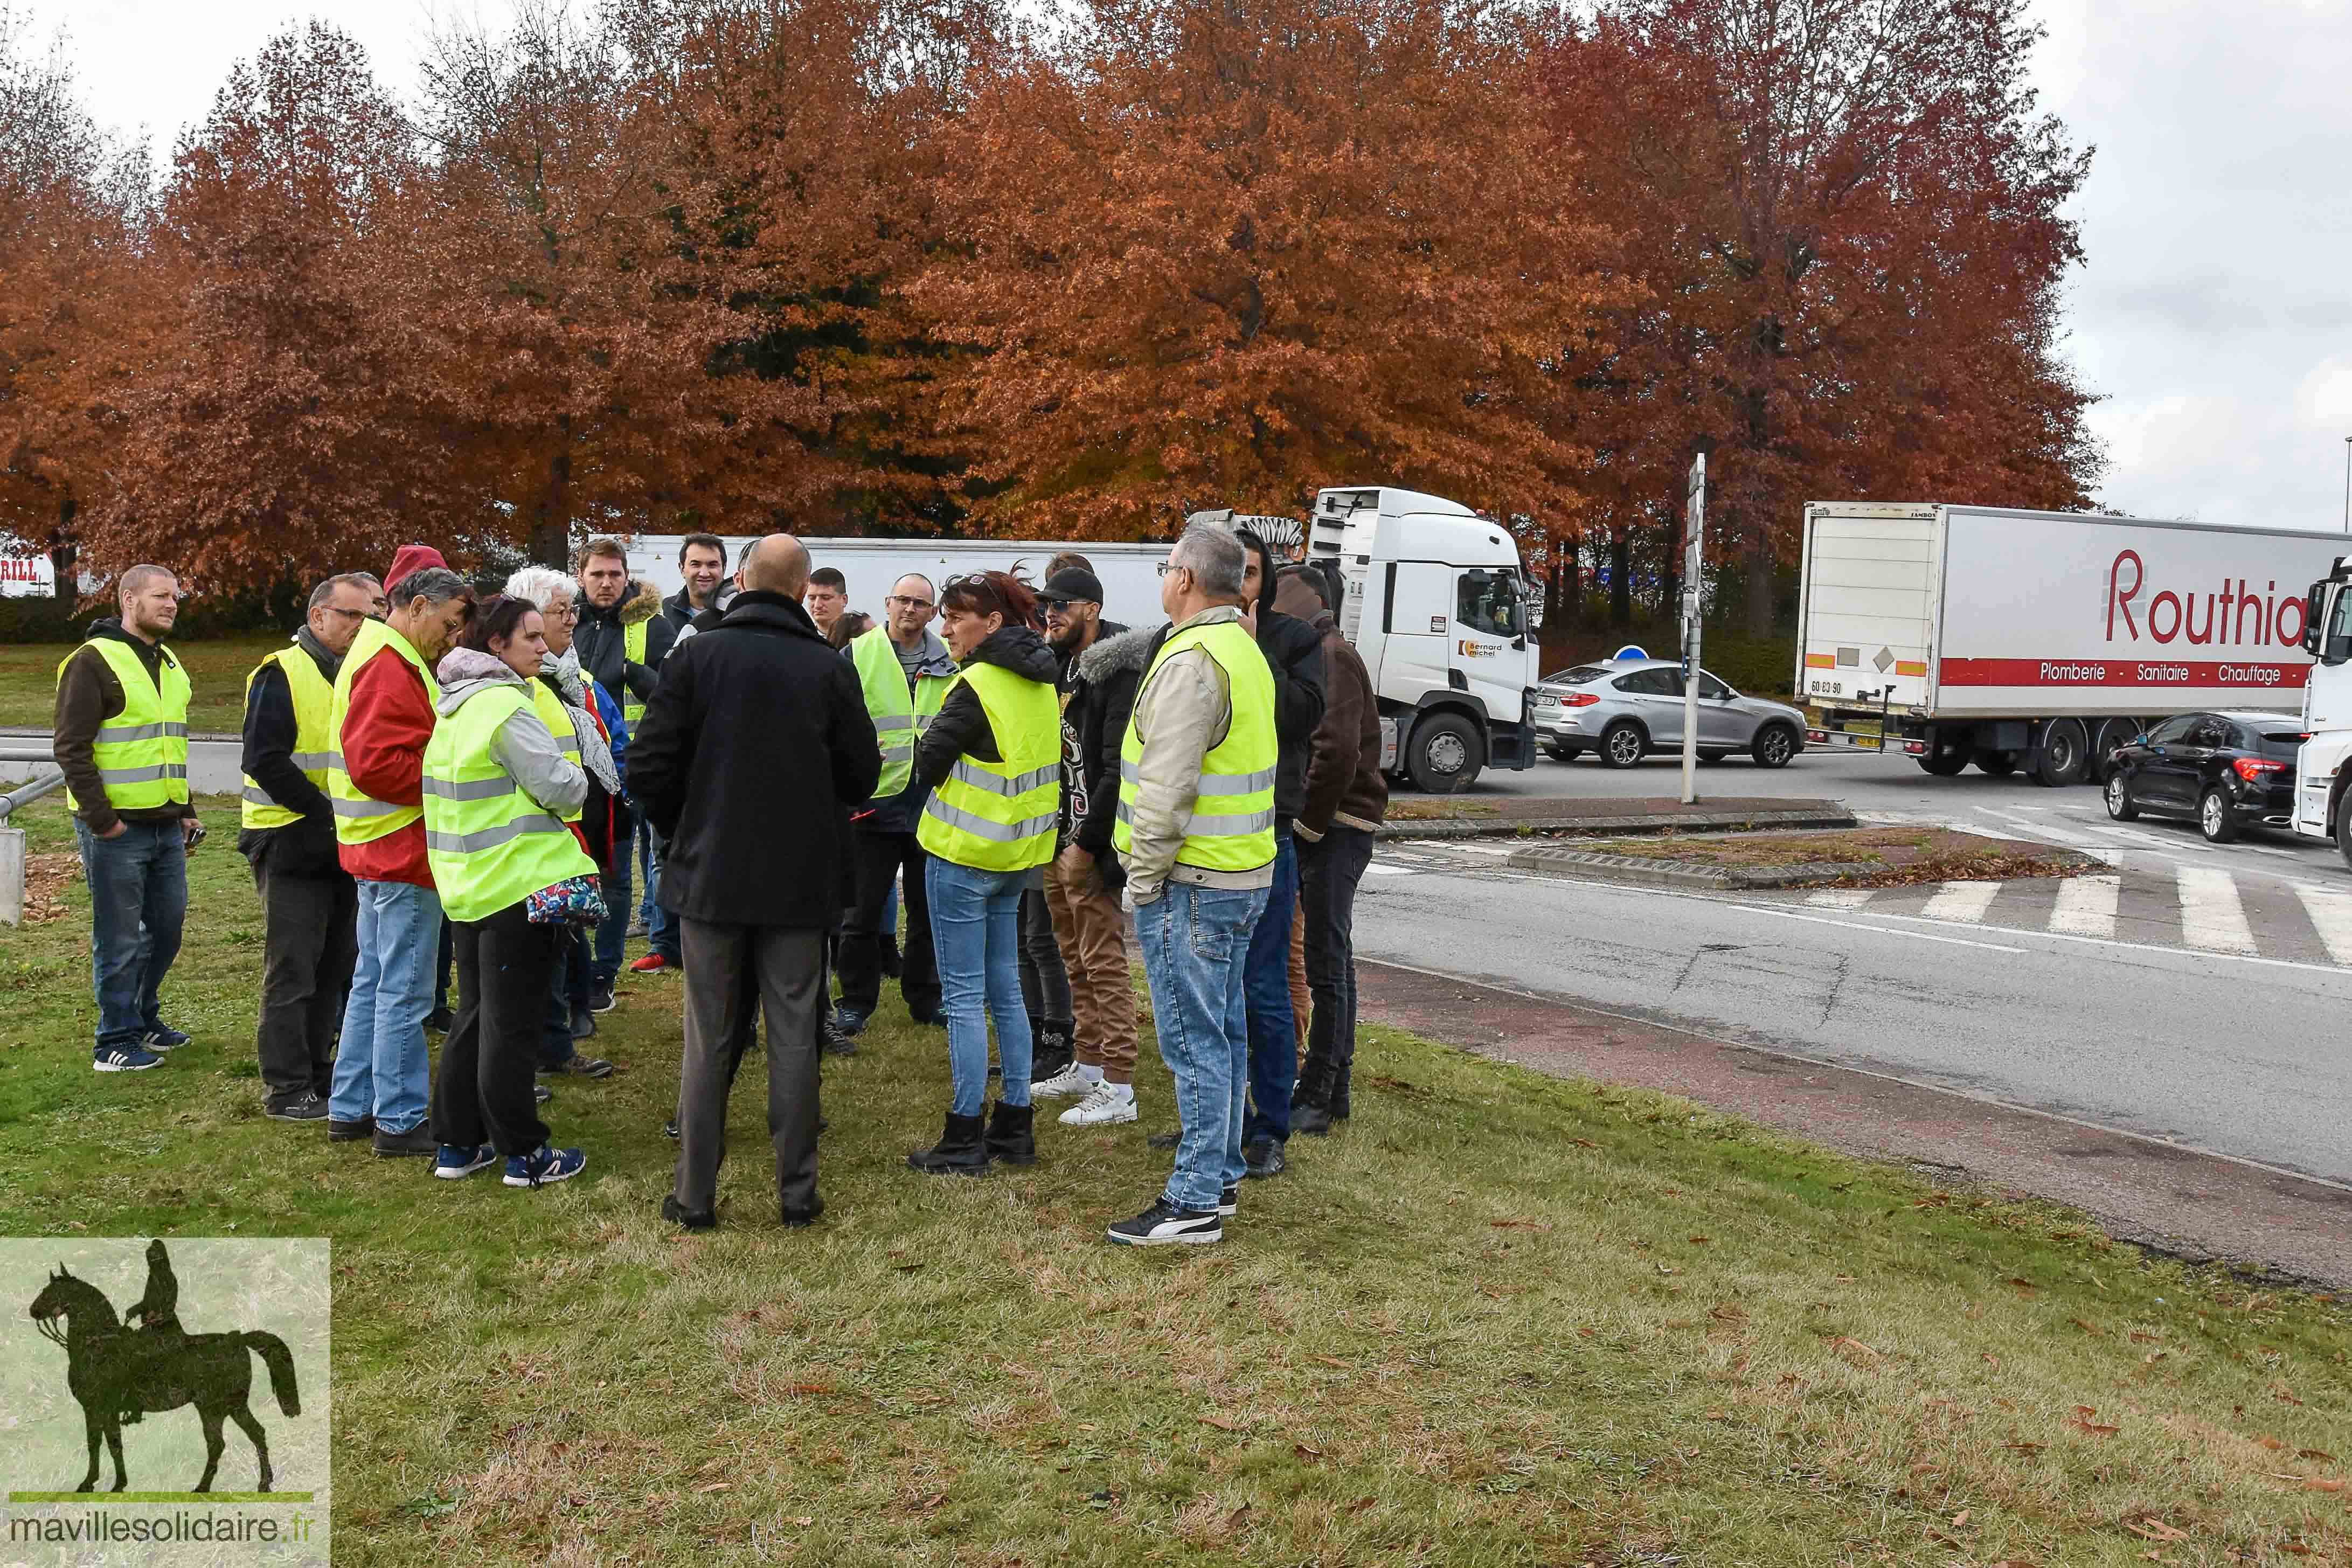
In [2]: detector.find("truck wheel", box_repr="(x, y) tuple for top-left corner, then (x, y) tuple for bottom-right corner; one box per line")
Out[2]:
(2105, 771), (2139, 821)
(2198, 787), (2240, 844)
(2030, 718), (2091, 787)
(2091, 718), (2142, 782)
(1973, 748), (2020, 776)
(1597, 720), (1647, 769)
(1751, 724), (1799, 768)
(1407, 713), (1485, 793)
(1917, 749), (1969, 776)
(2336, 787), (2352, 872)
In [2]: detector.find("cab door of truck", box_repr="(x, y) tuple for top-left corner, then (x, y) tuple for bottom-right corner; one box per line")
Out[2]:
(1452, 566), (1528, 723)
(1382, 561), (1453, 704)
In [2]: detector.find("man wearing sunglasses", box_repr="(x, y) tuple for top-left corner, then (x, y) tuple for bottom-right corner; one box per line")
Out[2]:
(837, 573), (958, 1035)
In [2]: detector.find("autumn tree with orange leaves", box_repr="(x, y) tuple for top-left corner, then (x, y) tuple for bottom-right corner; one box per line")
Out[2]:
(1544, 0), (2100, 633)
(914, 0), (1620, 540)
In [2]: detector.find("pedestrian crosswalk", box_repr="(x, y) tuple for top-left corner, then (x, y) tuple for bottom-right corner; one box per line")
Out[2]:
(1795, 864), (2352, 968)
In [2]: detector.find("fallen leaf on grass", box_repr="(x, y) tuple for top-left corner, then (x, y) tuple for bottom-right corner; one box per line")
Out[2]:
(1704, 1410), (1729, 1421)
(2007, 1277), (2037, 1299)
(2071, 1317), (2104, 1336)
(1709, 1304), (1749, 1323)
(2299, 1448), (2336, 1462)
(1293, 1444), (1324, 1461)
(1309, 1355), (1349, 1370)
(2256, 1435), (2288, 1452)
(782, 1383), (833, 1397)
(1688, 1235), (1712, 1245)
(2067, 1410), (2120, 1438)
(1197, 1415), (1245, 1432)
(1489, 1219), (1553, 1232)
(2003, 1441), (2044, 1455)
(1833, 1336), (1879, 1361)
(2275, 1475), (2347, 1493)
(1982, 1352), (2001, 1369)
(1567, 1137), (1598, 1149)
(2272, 1381), (2306, 1406)
(2123, 1518), (2188, 1542)
(695, 1482), (730, 1494)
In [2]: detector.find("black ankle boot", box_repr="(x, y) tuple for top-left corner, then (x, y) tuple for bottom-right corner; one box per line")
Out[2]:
(984, 1101), (1036, 1167)
(1031, 1021), (1076, 1083)
(908, 1111), (990, 1176)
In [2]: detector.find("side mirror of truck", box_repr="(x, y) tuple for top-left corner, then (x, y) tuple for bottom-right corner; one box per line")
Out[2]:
(2305, 589), (2328, 658)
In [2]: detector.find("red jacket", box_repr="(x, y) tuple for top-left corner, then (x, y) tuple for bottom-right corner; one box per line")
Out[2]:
(337, 643), (436, 888)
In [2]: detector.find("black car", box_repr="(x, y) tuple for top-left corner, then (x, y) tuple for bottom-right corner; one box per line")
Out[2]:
(2103, 710), (2302, 843)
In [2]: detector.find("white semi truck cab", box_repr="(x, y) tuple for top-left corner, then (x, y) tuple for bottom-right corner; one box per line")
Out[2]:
(1302, 485), (1540, 792)
(2292, 556), (2352, 853)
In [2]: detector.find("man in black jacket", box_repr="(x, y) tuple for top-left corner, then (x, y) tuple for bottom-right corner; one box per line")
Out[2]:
(575, 536), (680, 982)
(239, 574), (376, 1121)
(1232, 528), (1325, 1179)
(1030, 568), (1145, 1126)
(630, 536), (881, 1231)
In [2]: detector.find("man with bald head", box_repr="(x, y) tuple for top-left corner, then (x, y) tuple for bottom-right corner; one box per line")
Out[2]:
(628, 534), (880, 1230)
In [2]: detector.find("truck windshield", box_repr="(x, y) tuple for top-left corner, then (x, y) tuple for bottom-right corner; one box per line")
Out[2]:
(1458, 569), (1521, 639)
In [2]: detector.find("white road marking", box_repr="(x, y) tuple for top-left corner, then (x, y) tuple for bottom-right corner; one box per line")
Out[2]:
(1806, 888), (1874, 909)
(2049, 873), (2120, 939)
(1745, 904), (2025, 952)
(1919, 880), (2004, 924)
(1363, 864), (1418, 877)
(2294, 884), (2352, 966)
(2176, 865), (2256, 955)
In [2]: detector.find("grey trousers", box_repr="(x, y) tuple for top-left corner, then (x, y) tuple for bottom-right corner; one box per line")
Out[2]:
(672, 919), (825, 1219)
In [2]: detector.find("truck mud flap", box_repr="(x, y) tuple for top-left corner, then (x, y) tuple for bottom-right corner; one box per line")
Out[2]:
(1489, 721), (1536, 772)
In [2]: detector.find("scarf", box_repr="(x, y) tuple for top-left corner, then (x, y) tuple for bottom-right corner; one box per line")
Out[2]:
(542, 647), (621, 796)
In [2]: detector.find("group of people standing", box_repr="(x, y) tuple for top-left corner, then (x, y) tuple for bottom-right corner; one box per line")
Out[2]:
(48, 515), (1387, 1246)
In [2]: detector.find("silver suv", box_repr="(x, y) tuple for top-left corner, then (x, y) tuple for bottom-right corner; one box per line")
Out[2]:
(1532, 658), (1806, 769)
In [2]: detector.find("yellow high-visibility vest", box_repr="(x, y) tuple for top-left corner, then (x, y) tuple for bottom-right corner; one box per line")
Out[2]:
(916, 663), (1061, 872)
(526, 678), (584, 824)
(57, 638), (190, 814)
(421, 683), (595, 924)
(1113, 618), (1276, 873)
(240, 642), (335, 830)
(326, 617), (439, 846)
(848, 626), (955, 802)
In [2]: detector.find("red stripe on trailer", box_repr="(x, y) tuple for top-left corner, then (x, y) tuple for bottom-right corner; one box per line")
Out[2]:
(1937, 657), (2308, 690)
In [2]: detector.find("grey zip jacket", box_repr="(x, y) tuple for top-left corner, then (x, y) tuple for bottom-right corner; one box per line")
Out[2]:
(433, 649), (589, 819)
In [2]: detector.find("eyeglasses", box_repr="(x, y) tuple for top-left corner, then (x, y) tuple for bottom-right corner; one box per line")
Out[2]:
(319, 605), (369, 621)
(1156, 563), (1189, 579)
(886, 594), (935, 611)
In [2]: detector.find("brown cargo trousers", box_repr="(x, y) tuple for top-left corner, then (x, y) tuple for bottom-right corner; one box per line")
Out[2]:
(1044, 853), (1139, 1083)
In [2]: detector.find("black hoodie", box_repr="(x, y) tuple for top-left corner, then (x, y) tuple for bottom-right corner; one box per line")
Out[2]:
(911, 625), (1063, 796)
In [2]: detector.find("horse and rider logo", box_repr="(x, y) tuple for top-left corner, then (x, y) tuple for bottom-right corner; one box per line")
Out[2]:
(24, 1240), (304, 1495)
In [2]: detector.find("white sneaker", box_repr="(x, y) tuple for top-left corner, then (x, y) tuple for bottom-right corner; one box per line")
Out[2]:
(1059, 1082), (1137, 1126)
(1032, 1064), (1094, 1100)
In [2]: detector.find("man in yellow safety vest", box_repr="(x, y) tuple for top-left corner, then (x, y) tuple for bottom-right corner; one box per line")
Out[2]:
(238, 573), (379, 1120)
(52, 564), (199, 1074)
(1105, 523), (1279, 1249)
(835, 572), (960, 1036)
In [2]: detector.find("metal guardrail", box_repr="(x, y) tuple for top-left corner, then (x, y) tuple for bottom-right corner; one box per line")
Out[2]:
(0, 751), (64, 925)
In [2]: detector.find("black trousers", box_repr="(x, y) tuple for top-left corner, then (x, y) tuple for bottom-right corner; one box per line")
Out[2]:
(1016, 882), (1072, 1025)
(674, 920), (826, 1217)
(248, 846), (359, 1101)
(432, 901), (561, 1156)
(1297, 826), (1374, 1113)
(836, 830), (939, 1018)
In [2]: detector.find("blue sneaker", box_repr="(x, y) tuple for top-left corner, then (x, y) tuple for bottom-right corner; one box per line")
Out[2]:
(93, 1046), (164, 1073)
(142, 1026), (191, 1052)
(503, 1145), (587, 1188)
(433, 1143), (499, 1180)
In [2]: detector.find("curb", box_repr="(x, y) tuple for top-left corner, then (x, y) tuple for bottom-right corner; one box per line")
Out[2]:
(1501, 844), (2103, 891)
(1378, 806), (1858, 841)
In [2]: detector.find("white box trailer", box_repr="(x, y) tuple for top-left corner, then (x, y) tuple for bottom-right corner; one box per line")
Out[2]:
(1796, 503), (2346, 784)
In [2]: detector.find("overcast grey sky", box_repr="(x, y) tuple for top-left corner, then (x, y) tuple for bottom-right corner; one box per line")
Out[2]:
(22, 0), (2352, 533)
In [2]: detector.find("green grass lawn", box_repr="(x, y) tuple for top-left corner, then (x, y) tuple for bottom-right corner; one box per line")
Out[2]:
(0, 634), (285, 733)
(3, 794), (2349, 1564)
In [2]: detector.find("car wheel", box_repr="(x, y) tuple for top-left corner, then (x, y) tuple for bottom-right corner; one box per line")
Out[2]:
(2105, 771), (2139, 821)
(1406, 712), (1485, 794)
(1598, 720), (1646, 769)
(1973, 748), (2020, 776)
(1752, 724), (1798, 769)
(2197, 786), (2239, 844)
(1697, 750), (1729, 764)
(1544, 741), (1581, 763)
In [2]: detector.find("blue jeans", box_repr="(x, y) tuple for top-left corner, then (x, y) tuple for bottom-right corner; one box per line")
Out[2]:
(925, 857), (1033, 1116)
(330, 879), (442, 1133)
(593, 847), (632, 988)
(73, 818), (187, 1056)
(1136, 879), (1268, 1212)
(1240, 833), (1299, 1148)
(644, 825), (678, 962)
(538, 927), (583, 1070)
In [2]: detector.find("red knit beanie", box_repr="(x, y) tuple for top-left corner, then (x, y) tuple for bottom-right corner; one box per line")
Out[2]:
(384, 544), (449, 596)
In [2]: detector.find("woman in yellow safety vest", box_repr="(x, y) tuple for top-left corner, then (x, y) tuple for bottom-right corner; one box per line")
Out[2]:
(422, 595), (600, 1190)
(905, 571), (1064, 1175)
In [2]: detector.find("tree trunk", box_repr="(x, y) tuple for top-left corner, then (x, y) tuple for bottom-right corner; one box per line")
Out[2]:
(47, 494), (76, 601)
(1608, 527), (1631, 627)
(1742, 512), (1773, 637)
(530, 425), (572, 568)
